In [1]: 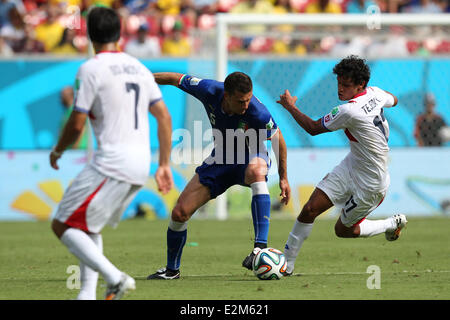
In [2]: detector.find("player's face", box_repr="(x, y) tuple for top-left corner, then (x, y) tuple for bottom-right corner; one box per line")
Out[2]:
(226, 90), (253, 115)
(337, 76), (365, 101)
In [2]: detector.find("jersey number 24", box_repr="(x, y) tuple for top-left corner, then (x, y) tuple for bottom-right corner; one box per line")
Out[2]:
(373, 109), (388, 142)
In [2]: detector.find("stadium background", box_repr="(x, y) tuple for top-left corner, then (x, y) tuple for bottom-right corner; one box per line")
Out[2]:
(1, 0), (450, 223)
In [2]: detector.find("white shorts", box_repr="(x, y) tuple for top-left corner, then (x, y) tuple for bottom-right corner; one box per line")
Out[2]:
(55, 165), (142, 233)
(316, 157), (385, 227)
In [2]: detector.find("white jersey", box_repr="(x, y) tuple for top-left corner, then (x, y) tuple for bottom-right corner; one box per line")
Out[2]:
(73, 51), (162, 185)
(321, 86), (395, 192)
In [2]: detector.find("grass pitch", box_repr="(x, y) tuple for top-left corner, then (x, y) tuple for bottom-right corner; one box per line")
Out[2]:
(0, 217), (449, 300)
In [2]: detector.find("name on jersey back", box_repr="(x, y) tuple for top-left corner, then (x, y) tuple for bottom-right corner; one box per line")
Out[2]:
(361, 98), (380, 114)
(109, 64), (143, 76)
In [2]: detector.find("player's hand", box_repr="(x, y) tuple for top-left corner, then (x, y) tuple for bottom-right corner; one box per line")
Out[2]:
(279, 178), (291, 205)
(49, 149), (62, 170)
(155, 165), (174, 195)
(276, 89), (298, 111)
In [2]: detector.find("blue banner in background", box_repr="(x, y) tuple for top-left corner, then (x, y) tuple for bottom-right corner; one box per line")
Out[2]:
(0, 58), (449, 149)
(0, 59), (189, 150)
(1, 148), (449, 221)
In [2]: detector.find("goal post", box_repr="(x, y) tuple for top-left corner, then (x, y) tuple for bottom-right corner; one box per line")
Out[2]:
(213, 13), (450, 220)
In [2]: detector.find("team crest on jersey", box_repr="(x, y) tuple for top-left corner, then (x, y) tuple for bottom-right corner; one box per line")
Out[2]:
(189, 77), (202, 86)
(74, 79), (81, 102)
(331, 107), (340, 119)
(238, 120), (249, 131)
(266, 118), (274, 130)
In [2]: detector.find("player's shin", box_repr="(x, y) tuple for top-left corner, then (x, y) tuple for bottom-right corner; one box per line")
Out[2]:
(284, 220), (314, 273)
(77, 262), (99, 300)
(166, 219), (188, 271)
(76, 233), (102, 300)
(60, 228), (122, 286)
(250, 182), (271, 247)
(358, 218), (392, 237)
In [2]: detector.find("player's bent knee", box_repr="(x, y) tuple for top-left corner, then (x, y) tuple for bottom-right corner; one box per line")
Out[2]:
(245, 161), (268, 184)
(51, 219), (69, 239)
(334, 224), (345, 237)
(334, 223), (358, 238)
(171, 204), (190, 223)
(299, 203), (320, 223)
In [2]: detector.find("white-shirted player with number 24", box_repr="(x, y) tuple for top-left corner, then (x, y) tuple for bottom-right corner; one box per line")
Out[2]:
(277, 55), (407, 276)
(49, 7), (173, 299)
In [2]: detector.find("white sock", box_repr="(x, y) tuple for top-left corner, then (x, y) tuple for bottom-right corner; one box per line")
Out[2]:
(60, 228), (122, 286)
(359, 218), (393, 237)
(284, 220), (314, 273)
(76, 233), (102, 300)
(169, 218), (188, 232)
(250, 181), (269, 195)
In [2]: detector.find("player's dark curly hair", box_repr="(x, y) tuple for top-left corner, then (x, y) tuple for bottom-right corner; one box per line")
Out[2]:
(333, 55), (371, 88)
(87, 7), (121, 44)
(224, 72), (253, 95)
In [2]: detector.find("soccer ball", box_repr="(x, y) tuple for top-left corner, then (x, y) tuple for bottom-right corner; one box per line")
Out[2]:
(252, 248), (287, 280)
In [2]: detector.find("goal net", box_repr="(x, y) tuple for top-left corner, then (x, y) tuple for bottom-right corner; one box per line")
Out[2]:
(214, 13), (450, 78)
(205, 13), (450, 220)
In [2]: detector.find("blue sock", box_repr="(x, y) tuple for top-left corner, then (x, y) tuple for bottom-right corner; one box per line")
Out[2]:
(166, 228), (187, 271)
(251, 194), (271, 245)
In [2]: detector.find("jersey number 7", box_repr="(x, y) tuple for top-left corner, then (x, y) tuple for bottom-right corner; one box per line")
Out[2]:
(126, 82), (140, 129)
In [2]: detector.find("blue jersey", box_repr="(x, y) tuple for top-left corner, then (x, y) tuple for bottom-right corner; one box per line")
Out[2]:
(178, 74), (278, 164)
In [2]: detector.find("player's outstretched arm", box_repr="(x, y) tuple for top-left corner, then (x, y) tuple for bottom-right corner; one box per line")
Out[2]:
(50, 110), (87, 170)
(277, 89), (328, 136)
(269, 129), (291, 205)
(153, 72), (184, 87)
(150, 99), (174, 194)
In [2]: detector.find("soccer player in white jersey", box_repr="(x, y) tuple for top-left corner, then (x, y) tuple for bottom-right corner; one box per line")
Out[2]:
(49, 7), (173, 299)
(276, 55), (408, 275)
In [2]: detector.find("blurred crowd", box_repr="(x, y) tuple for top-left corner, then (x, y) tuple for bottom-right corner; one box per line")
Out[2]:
(0, 0), (449, 57)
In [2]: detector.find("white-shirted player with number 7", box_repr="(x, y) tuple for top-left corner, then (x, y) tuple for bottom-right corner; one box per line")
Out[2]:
(277, 55), (407, 276)
(49, 7), (173, 299)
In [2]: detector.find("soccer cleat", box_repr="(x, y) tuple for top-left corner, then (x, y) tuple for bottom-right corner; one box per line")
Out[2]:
(283, 244), (296, 277)
(147, 267), (180, 280)
(104, 273), (136, 300)
(281, 270), (293, 277)
(282, 261), (295, 277)
(385, 214), (408, 241)
(242, 247), (262, 270)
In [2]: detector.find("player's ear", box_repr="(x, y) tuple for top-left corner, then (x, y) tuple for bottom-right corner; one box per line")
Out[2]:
(362, 80), (368, 89)
(357, 81), (365, 91)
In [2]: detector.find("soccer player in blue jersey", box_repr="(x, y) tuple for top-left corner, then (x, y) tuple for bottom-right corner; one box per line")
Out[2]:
(147, 71), (291, 279)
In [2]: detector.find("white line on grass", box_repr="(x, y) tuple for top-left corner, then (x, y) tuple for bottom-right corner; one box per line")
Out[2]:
(137, 270), (450, 278)
(292, 270), (450, 276)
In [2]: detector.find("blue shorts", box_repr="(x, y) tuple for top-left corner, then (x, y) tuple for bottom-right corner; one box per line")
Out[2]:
(195, 156), (270, 199)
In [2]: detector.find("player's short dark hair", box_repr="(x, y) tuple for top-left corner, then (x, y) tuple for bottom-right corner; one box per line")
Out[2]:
(224, 72), (253, 95)
(87, 7), (121, 44)
(333, 55), (371, 88)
